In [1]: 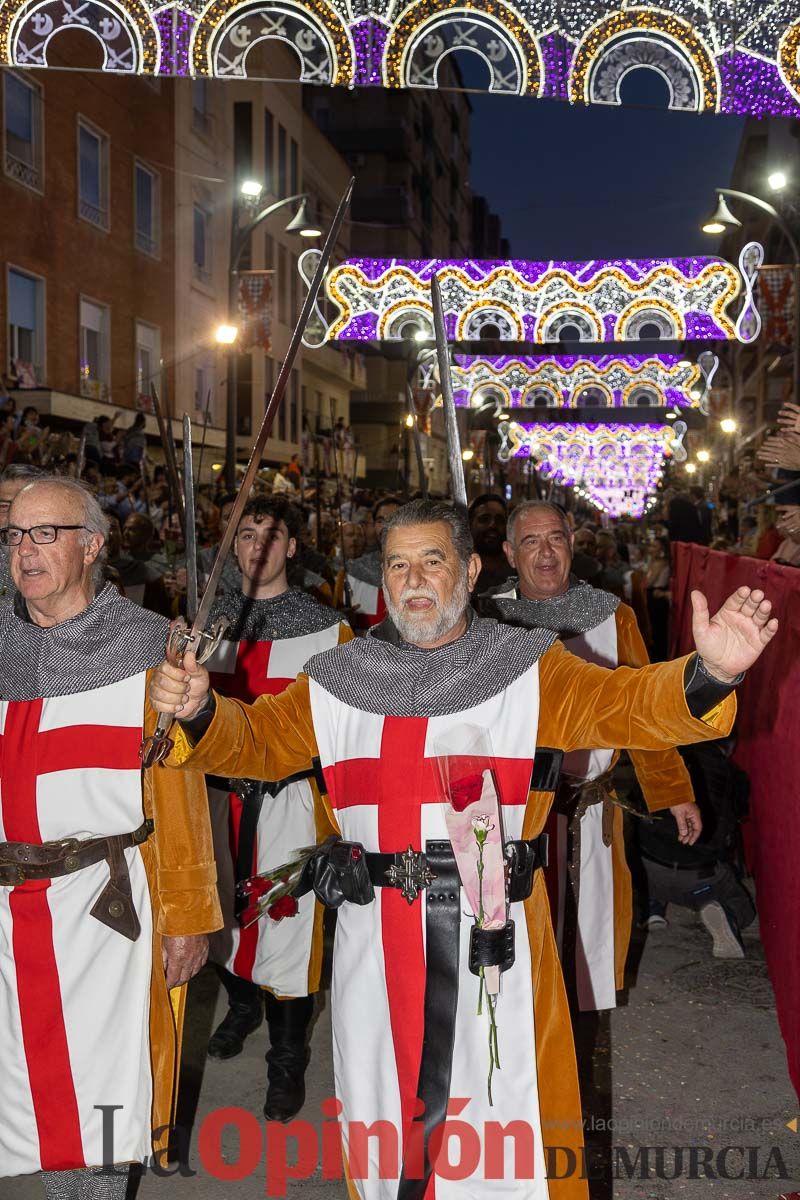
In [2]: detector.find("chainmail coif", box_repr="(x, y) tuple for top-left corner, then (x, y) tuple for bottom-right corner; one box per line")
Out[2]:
(0, 583), (169, 700)
(209, 587), (342, 642)
(305, 611), (556, 717)
(483, 576), (620, 637)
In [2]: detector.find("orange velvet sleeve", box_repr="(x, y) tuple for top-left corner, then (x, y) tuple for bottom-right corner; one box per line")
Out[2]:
(614, 603), (696, 813)
(537, 639), (736, 753)
(142, 679), (223, 937)
(168, 673), (320, 783)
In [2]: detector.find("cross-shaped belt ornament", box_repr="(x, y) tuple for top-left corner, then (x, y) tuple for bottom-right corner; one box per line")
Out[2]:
(385, 846), (438, 904)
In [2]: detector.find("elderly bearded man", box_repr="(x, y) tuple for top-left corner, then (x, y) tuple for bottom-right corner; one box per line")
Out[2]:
(484, 501), (700, 1012)
(0, 478), (221, 1199)
(150, 499), (777, 1200)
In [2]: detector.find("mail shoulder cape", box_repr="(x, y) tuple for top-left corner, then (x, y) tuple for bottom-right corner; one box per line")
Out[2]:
(482, 575), (620, 637)
(304, 611), (557, 717)
(209, 586), (341, 643)
(345, 548), (382, 587)
(0, 582), (169, 700)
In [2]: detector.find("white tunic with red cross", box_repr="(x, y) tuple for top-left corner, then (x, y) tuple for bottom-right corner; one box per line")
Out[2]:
(544, 613), (618, 1012)
(309, 663), (551, 1200)
(0, 673), (153, 1177)
(347, 574), (386, 632)
(207, 624), (343, 995)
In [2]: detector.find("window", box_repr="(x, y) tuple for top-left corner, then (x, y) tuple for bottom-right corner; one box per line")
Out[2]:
(78, 119), (109, 230)
(192, 80), (210, 134)
(290, 253), (298, 323)
(290, 138), (299, 194)
(134, 163), (160, 257)
(7, 267), (45, 380)
(4, 72), (42, 191)
(193, 204), (211, 281)
(264, 109), (274, 191)
(135, 320), (160, 404)
(289, 369), (300, 444)
(194, 364), (213, 415)
(80, 298), (110, 400)
(277, 244), (288, 324)
(278, 124), (287, 197)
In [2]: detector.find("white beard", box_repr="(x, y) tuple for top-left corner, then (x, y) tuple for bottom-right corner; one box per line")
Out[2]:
(383, 569), (470, 646)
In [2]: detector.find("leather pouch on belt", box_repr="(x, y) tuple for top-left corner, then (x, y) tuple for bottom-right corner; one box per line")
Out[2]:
(469, 920), (515, 976)
(90, 839), (141, 941)
(298, 839), (375, 909)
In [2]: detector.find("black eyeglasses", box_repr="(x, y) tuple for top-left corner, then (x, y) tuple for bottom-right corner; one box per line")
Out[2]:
(0, 524), (88, 547)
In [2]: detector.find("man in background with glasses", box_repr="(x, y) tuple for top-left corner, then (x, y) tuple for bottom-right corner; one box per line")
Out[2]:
(0, 476), (221, 1200)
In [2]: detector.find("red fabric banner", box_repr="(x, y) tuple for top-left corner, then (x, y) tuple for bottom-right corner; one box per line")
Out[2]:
(238, 272), (273, 352)
(757, 265), (795, 349)
(670, 543), (800, 1100)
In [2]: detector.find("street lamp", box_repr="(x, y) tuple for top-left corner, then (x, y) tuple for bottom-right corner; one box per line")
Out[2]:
(768, 170), (788, 193)
(697, 449), (710, 463)
(702, 185), (800, 408)
(720, 417), (737, 434)
(685, 462), (697, 474)
(215, 323), (238, 345)
(224, 188), (322, 488)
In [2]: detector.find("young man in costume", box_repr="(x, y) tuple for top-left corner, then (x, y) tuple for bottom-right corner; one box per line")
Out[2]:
(334, 495), (400, 630)
(204, 495), (351, 1120)
(150, 499), (776, 1200)
(0, 478), (220, 1198)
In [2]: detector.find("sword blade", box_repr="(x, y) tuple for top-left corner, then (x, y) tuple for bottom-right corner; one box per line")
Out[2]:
(405, 385), (429, 500)
(150, 385), (186, 542)
(430, 272), (467, 507)
(182, 414), (199, 622)
(191, 176), (355, 639)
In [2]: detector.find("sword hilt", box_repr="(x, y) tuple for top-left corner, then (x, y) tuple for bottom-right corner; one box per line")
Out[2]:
(139, 617), (230, 767)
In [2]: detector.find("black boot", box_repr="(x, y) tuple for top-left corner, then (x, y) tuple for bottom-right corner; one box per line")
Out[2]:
(207, 967), (264, 1061)
(264, 993), (314, 1122)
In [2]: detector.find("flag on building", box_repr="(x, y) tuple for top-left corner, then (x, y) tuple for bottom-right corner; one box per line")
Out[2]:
(238, 271), (274, 352)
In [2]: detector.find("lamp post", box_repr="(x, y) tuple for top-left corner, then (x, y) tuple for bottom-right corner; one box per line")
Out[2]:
(702, 185), (800, 408)
(223, 185), (321, 489)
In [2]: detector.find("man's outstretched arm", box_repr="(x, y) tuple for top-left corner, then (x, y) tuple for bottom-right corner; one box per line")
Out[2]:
(539, 586), (778, 754)
(150, 649), (318, 780)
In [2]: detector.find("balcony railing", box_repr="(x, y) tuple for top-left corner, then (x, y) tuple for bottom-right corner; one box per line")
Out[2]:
(79, 198), (109, 230)
(5, 152), (41, 191)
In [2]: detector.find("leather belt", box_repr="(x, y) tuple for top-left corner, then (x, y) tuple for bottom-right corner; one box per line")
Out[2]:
(0, 818), (153, 941)
(366, 835), (547, 1200)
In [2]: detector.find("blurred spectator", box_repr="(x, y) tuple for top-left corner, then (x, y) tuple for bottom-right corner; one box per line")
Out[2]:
(469, 493), (512, 593)
(665, 486), (708, 545)
(121, 413), (147, 467)
(571, 526), (602, 584)
(644, 535), (671, 662)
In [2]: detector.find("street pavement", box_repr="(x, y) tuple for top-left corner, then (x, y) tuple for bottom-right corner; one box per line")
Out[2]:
(5, 905), (798, 1200)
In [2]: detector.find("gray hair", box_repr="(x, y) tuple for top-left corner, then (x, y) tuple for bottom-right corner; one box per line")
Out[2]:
(506, 500), (571, 546)
(380, 499), (474, 565)
(1, 463), (44, 484)
(13, 475), (110, 586)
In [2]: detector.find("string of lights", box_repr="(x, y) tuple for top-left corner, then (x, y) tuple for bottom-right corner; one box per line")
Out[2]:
(0, 0), (797, 119)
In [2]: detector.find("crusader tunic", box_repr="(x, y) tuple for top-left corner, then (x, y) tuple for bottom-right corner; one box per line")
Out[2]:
(334, 551), (386, 631)
(488, 581), (694, 1011)
(205, 588), (351, 996)
(168, 616), (735, 1200)
(0, 585), (221, 1177)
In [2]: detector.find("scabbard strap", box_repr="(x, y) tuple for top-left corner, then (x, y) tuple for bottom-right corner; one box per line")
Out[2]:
(0, 819), (153, 941)
(398, 841), (461, 1200)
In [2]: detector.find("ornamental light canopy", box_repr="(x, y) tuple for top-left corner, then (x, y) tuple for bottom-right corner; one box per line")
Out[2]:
(1, 1), (799, 120)
(302, 251), (762, 347)
(498, 420), (680, 518)
(452, 353), (703, 410)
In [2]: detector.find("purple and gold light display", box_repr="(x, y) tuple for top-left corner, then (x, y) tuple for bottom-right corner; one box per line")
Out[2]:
(452, 353), (702, 409)
(0, 0), (796, 118)
(499, 421), (676, 517)
(312, 255), (753, 346)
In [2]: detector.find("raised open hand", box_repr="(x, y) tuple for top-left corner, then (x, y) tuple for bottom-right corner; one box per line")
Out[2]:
(756, 432), (800, 471)
(691, 587), (778, 683)
(777, 401), (800, 435)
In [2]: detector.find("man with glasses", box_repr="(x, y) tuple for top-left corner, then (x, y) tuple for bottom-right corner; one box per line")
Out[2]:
(0, 463), (42, 600)
(0, 476), (221, 1200)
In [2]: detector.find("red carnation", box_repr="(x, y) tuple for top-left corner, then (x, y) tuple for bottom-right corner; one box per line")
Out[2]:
(239, 877), (274, 899)
(268, 895), (300, 921)
(449, 773), (485, 812)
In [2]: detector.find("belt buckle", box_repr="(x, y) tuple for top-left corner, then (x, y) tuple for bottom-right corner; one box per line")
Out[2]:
(385, 845), (438, 905)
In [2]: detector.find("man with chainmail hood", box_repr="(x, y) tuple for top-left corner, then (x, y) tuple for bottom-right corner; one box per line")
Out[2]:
(483, 500), (699, 1014)
(334, 495), (400, 629)
(150, 499), (777, 1200)
(0, 477), (221, 1199)
(203, 495), (351, 1121)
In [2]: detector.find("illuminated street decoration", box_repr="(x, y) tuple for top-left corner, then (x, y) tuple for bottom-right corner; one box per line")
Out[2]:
(498, 420), (677, 517)
(452, 353), (702, 409)
(0, 0), (797, 119)
(303, 254), (756, 347)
